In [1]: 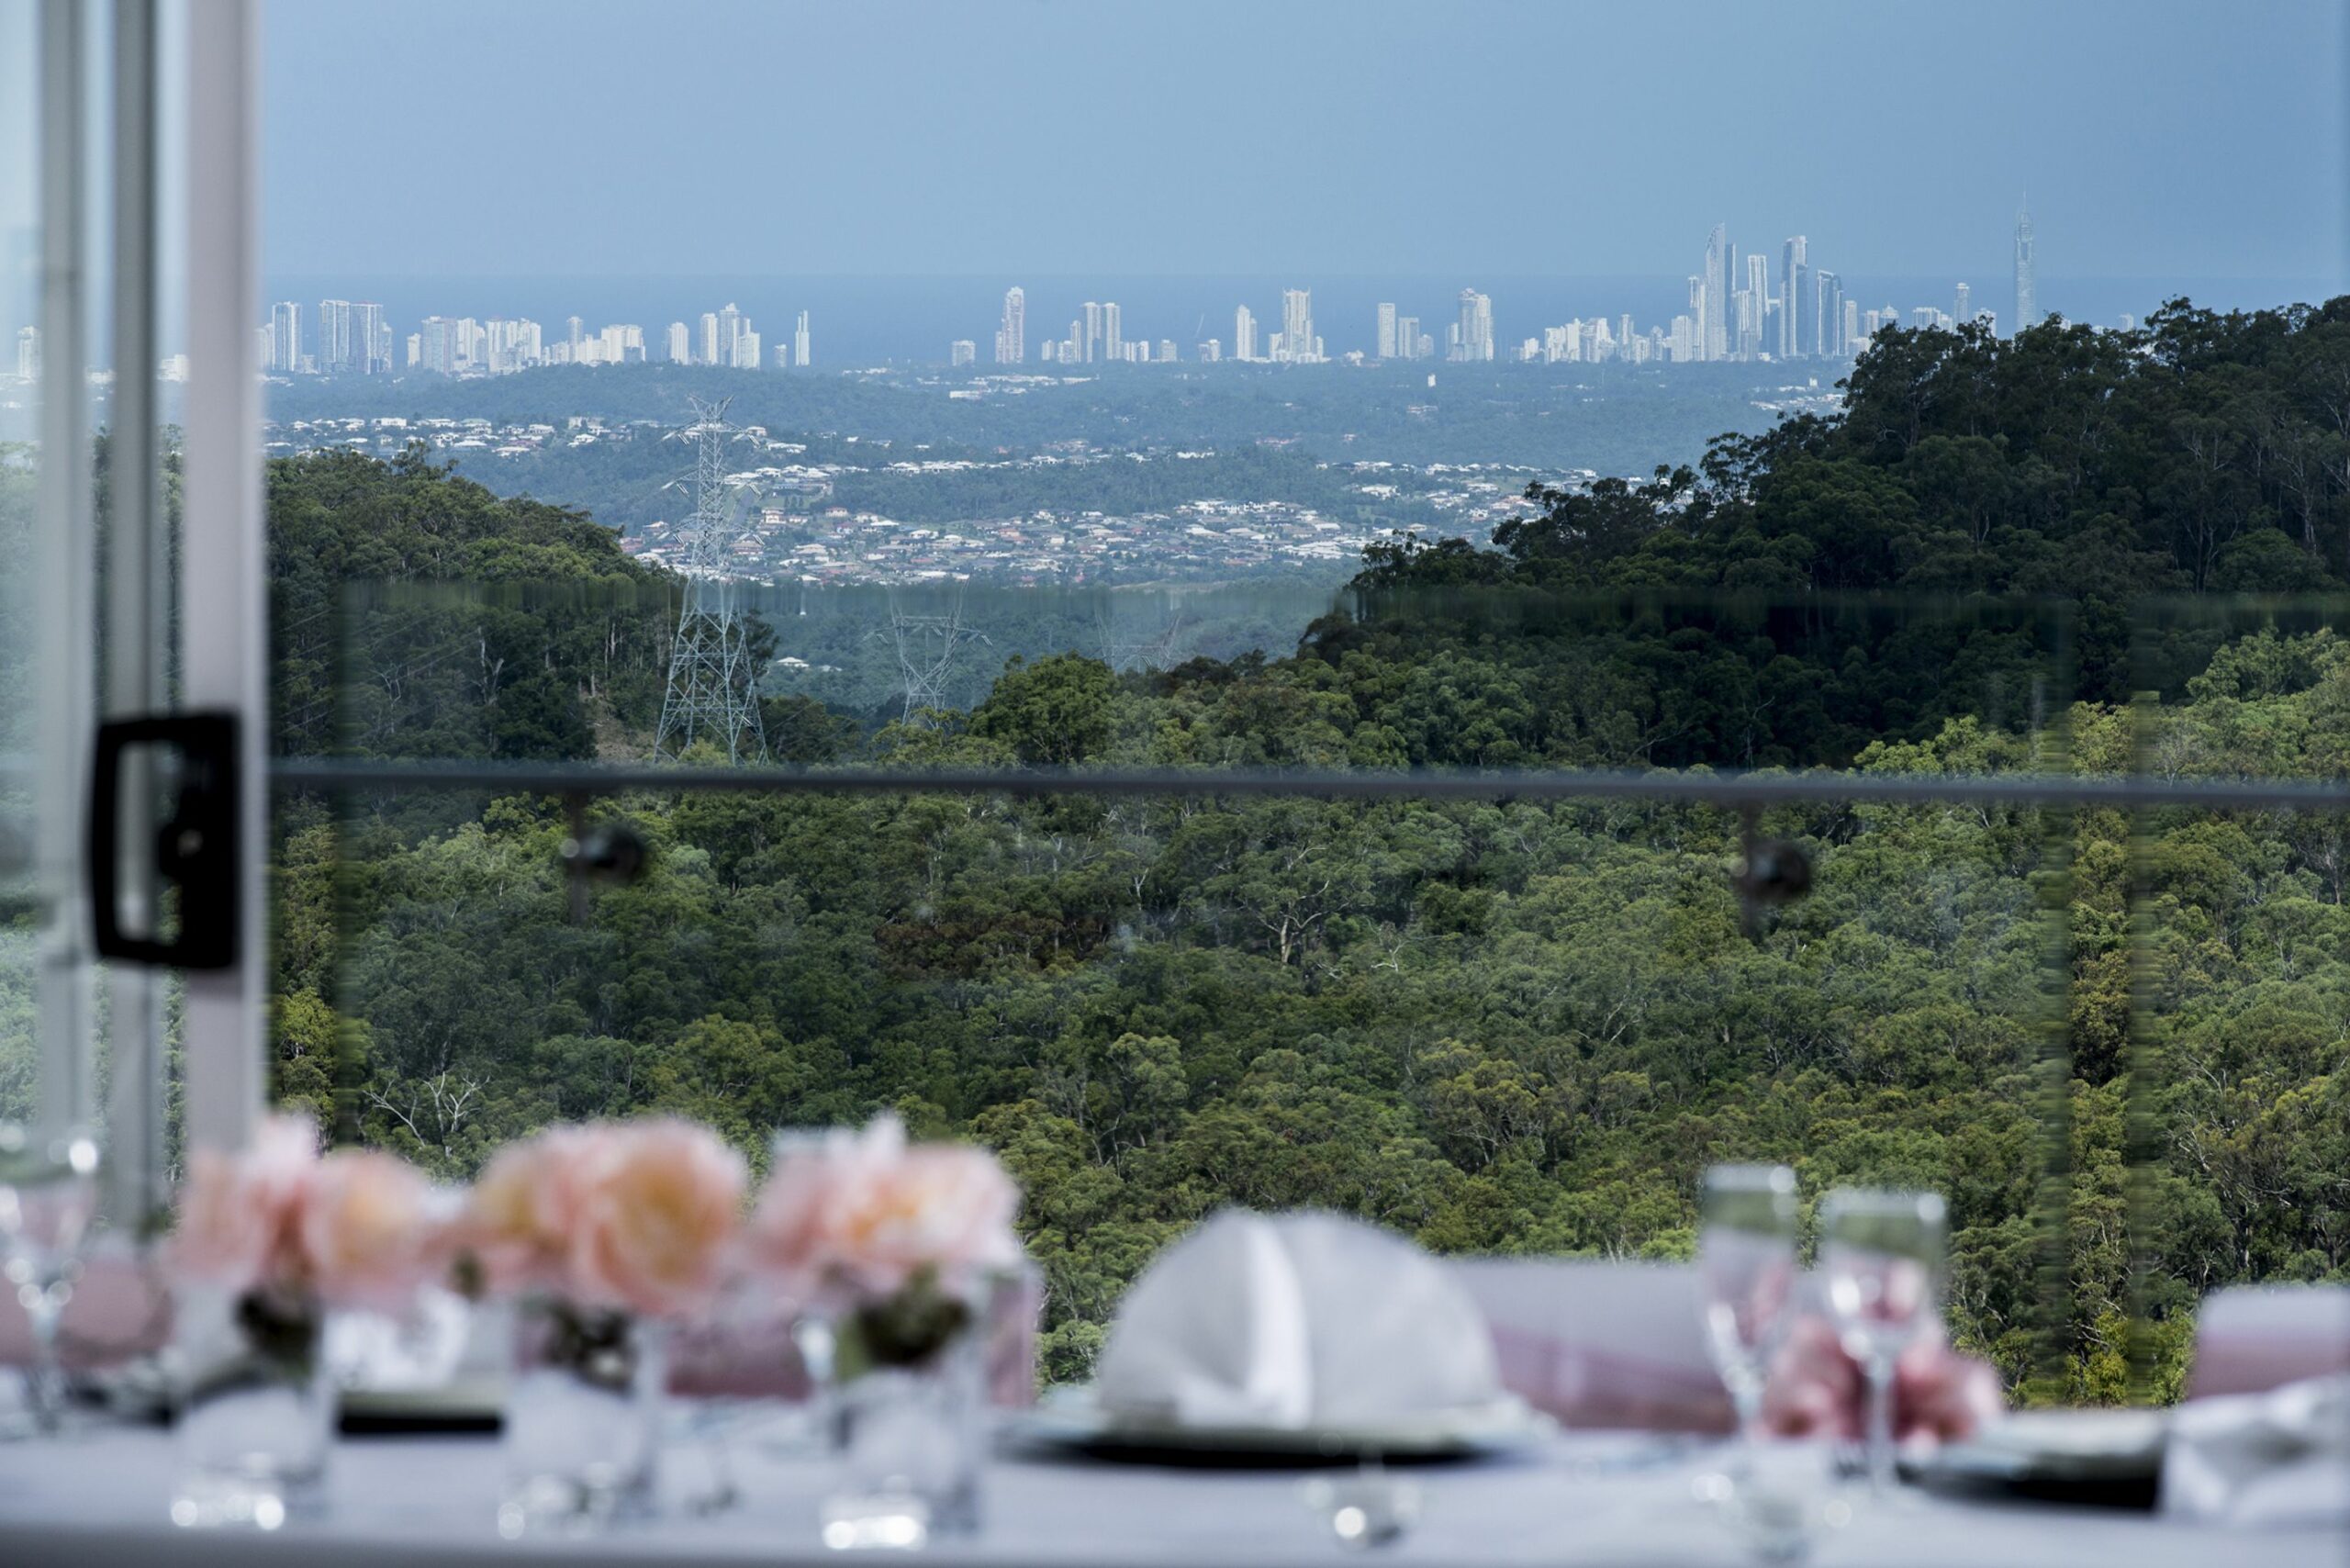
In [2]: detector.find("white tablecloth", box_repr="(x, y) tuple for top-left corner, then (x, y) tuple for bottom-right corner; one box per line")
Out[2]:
(0, 1415), (2325, 1567)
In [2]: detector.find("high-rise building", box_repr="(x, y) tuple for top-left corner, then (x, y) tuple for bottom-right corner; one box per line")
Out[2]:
(1954, 281), (1972, 326)
(316, 298), (353, 373)
(15, 324), (38, 381)
(1376, 302), (1397, 359)
(1743, 254), (1769, 359)
(995, 286), (1024, 365)
(566, 316), (584, 354)
(1280, 288), (1314, 363)
(666, 321), (690, 364)
(2013, 202), (2037, 335)
(1393, 315), (1419, 362)
(1779, 238), (1807, 359)
(1158, 339), (1177, 362)
(1843, 299), (1861, 353)
(794, 310), (810, 367)
(1102, 301), (1123, 362)
(1703, 224), (1728, 362)
(270, 301), (302, 373)
(1816, 272), (1844, 356)
(699, 313), (720, 365)
(950, 339), (976, 366)
(1453, 289), (1494, 362)
(352, 302), (386, 373)
(1234, 304), (1257, 362)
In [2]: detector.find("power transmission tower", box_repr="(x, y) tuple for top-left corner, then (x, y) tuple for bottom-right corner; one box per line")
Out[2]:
(653, 397), (768, 762)
(887, 591), (985, 725)
(1096, 598), (1193, 674)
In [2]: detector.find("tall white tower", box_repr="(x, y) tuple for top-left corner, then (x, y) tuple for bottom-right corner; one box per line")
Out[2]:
(996, 286), (1025, 364)
(2012, 202), (2037, 335)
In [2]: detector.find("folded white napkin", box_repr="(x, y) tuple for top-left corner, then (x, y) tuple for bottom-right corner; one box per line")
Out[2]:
(2161, 1374), (2350, 1528)
(2186, 1285), (2350, 1399)
(1094, 1210), (1500, 1429)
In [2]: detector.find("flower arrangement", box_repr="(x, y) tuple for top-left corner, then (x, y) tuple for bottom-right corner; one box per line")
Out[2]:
(174, 1114), (445, 1366)
(459, 1117), (747, 1320)
(744, 1114), (1021, 1371)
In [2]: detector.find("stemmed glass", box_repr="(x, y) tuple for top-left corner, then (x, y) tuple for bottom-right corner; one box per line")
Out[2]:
(1696, 1164), (1801, 1451)
(0, 1122), (103, 1437)
(1817, 1189), (1946, 1495)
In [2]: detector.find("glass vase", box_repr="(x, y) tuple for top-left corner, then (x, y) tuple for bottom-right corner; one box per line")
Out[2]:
(499, 1298), (666, 1539)
(172, 1289), (333, 1529)
(822, 1318), (984, 1550)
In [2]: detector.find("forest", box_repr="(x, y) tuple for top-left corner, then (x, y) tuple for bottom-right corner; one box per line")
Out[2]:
(6, 297), (2348, 1404)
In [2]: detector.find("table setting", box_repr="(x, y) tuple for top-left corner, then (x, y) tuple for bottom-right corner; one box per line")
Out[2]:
(0, 1113), (2343, 1566)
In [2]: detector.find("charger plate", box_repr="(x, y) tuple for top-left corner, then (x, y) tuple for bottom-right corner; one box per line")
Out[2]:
(1002, 1390), (1549, 1467)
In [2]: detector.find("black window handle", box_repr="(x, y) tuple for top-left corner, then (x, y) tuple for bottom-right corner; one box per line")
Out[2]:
(87, 712), (241, 970)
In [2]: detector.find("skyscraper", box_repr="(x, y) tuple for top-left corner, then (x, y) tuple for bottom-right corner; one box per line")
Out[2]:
(1234, 304), (1257, 362)
(1376, 302), (1396, 360)
(15, 325), (38, 381)
(566, 316), (584, 355)
(1954, 281), (1972, 326)
(1815, 271), (1842, 356)
(1102, 301), (1123, 363)
(717, 303), (744, 365)
(352, 302), (386, 373)
(317, 298), (353, 373)
(1779, 238), (1807, 359)
(1703, 224), (1728, 362)
(995, 286), (1024, 364)
(950, 340), (976, 367)
(271, 301), (302, 373)
(794, 310), (810, 367)
(2012, 202), (2037, 335)
(1743, 253), (1768, 360)
(666, 321), (690, 364)
(1454, 289), (1494, 362)
(1281, 289), (1314, 363)
(1082, 302), (1103, 364)
(1394, 316), (1418, 362)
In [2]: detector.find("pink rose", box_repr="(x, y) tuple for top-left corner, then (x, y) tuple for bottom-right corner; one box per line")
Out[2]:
(560, 1120), (746, 1320)
(461, 1125), (605, 1298)
(173, 1114), (320, 1295)
(300, 1149), (447, 1311)
(745, 1115), (1022, 1307)
(1761, 1315), (2004, 1446)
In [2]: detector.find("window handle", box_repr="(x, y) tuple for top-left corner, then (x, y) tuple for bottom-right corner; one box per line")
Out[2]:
(87, 712), (241, 969)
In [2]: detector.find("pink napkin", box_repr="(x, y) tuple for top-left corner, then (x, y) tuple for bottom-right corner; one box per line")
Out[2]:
(0, 1242), (173, 1370)
(1448, 1258), (1734, 1432)
(2185, 1286), (2350, 1400)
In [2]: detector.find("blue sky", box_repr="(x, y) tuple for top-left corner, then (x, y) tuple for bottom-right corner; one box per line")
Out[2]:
(264, 0), (2344, 286)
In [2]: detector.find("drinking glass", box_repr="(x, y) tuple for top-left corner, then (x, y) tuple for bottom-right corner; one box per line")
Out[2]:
(1817, 1189), (1946, 1495)
(1696, 1163), (1801, 1445)
(0, 1122), (103, 1437)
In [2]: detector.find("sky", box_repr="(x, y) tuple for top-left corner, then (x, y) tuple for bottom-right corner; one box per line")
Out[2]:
(261, 0), (2350, 288)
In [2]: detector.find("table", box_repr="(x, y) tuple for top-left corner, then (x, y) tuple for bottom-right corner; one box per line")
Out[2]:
(0, 1415), (2321, 1567)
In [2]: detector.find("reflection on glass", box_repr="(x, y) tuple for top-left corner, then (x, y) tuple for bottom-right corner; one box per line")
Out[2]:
(0, 1122), (102, 1437)
(1818, 1189), (1946, 1495)
(1697, 1163), (1800, 1439)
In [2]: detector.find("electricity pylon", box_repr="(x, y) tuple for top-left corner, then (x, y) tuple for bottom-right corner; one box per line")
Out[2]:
(653, 397), (767, 762)
(887, 591), (985, 725)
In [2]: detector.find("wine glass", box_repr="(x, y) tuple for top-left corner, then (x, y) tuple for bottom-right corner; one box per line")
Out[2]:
(0, 1122), (103, 1437)
(1817, 1189), (1946, 1495)
(1696, 1165), (1800, 1452)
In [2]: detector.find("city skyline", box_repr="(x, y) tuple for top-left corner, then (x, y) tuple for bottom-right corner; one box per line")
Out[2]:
(239, 217), (2056, 380)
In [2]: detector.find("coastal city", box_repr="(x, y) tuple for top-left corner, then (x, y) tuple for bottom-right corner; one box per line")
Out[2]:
(193, 213), (2050, 384)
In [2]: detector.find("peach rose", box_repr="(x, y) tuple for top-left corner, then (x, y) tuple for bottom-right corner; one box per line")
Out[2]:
(563, 1119), (747, 1319)
(300, 1149), (447, 1311)
(461, 1125), (606, 1298)
(746, 1114), (1022, 1307)
(173, 1114), (320, 1294)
